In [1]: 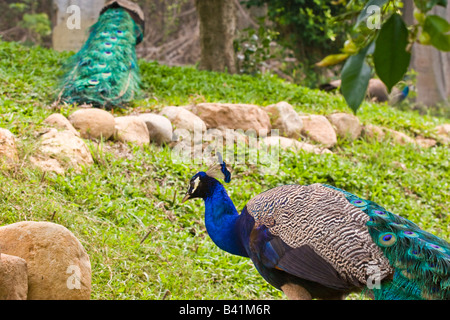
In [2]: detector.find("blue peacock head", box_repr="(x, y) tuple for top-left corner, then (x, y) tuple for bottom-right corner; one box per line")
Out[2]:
(182, 152), (231, 203)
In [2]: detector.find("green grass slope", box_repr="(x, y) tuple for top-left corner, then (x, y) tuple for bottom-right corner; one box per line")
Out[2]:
(0, 41), (448, 299)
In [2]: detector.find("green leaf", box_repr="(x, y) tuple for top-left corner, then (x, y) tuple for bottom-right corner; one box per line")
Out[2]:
(341, 44), (372, 114)
(423, 15), (450, 51)
(373, 13), (411, 93)
(414, 0), (447, 13)
(315, 53), (349, 67)
(414, 0), (447, 12)
(356, 0), (388, 27)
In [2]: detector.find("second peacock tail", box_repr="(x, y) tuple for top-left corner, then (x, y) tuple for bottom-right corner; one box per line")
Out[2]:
(182, 158), (449, 300)
(56, 1), (144, 109)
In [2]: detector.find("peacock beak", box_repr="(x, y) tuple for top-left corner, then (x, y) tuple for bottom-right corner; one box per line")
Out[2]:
(182, 193), (191, 203)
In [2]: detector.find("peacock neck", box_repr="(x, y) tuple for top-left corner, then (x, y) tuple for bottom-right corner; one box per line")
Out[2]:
(203, 181), (248, 258)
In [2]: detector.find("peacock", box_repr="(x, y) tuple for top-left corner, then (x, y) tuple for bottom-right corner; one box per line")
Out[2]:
(182, 156), (450, 300)
(55, 0), (145, 109)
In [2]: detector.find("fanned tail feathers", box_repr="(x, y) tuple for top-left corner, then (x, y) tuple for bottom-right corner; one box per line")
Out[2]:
(57, 7), (143, 108)
(322, 184), (450, 300)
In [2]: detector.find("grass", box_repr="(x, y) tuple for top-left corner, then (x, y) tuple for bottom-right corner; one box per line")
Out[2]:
(0, 40), (449, 300)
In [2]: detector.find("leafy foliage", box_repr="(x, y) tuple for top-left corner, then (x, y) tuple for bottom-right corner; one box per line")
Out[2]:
(423, 14), (450, 51)
(0, 1), (52, 46)
(242, 0), (365, 86)
(317, 0), (449, 113)
(243, 0), (352, 58)
(234, 23), (279, 75)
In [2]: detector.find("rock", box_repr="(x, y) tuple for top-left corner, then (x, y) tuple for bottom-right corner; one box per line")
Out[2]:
(0, 221), (91, 300)
(189, 103), (271, 135)
(30, 156), (65, 175)
(68, 108), (115, 140)
(319, 78), (389, 102)
(201, 128), (249, 156)
(43, 113), (80, 137)
(327, 113), (362, 141)
(260, 136), (332, 155)
(0, 128), (19, 163)
(384, 128), (416, 145)
(36, 128), (94, 173)
(367, 79), (389, 103)
(204, 128), (248, 146)
(363, 125), (418, 146)
(263, 101), (303, 139)
(114, 116), (150, 146)
(436, 124), (450, 144)
(416, 136), (437, 148)
(299, 115), (337, 148)
(138, 113), (173, 145)
(436, 124), (450, 136)
(363, 124), (385, 141)
(0, 253), (28, 300)
(161, 106), (206, 134)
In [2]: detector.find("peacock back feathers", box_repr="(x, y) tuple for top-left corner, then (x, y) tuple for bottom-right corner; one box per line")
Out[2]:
(322, 184), (450, 300)
(56, 2), (144, 109)
(245, 183), (393, 289)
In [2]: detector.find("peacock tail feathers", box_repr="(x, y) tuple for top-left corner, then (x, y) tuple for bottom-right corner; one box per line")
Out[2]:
(56, 6), (143, 109)
(322, 184), (450, 300)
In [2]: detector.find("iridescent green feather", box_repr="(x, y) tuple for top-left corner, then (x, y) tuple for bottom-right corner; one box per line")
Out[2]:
(322, 184), (450, 300)
(57, 7), (143, 109)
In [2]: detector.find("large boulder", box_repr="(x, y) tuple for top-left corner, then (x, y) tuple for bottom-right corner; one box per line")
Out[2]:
(362, 124), (385, 141)
(263, 101), (303, 139)
(114, 116), (150, 147)
(35, 128), (94, 173)
(43, 113), (80, 137)
(0, 253), (28, 300)
(29, 156), (65, 175)
(138, 113), (173, 145)
(0, 128), (19, 163)
(367, 79), (389, 102)
(327, 113), (362, 141)
(203, 128), (248, 146)
(0, 221), (91, 300)
(299, 115), (337, 148)
(416, 136), (437, 148)
(68, 108), (116, 140)
(160, 106), (206, 134)
(259, 136), (332, 155)
(189, 103), (271, 135)
(436, 124), (450, 144)
(384, 128), (416, 145)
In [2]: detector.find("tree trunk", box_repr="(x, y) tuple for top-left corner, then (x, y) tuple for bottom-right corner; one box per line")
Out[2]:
(195, 0), (237, 74)
(404, 0), (450, 106)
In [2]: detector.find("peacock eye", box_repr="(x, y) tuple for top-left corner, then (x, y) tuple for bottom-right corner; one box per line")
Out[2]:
(427, 243), (446, 253)
(351, 199), (367, 207)
(378, 232), (397, 247)
(402, 230), (419, 238)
